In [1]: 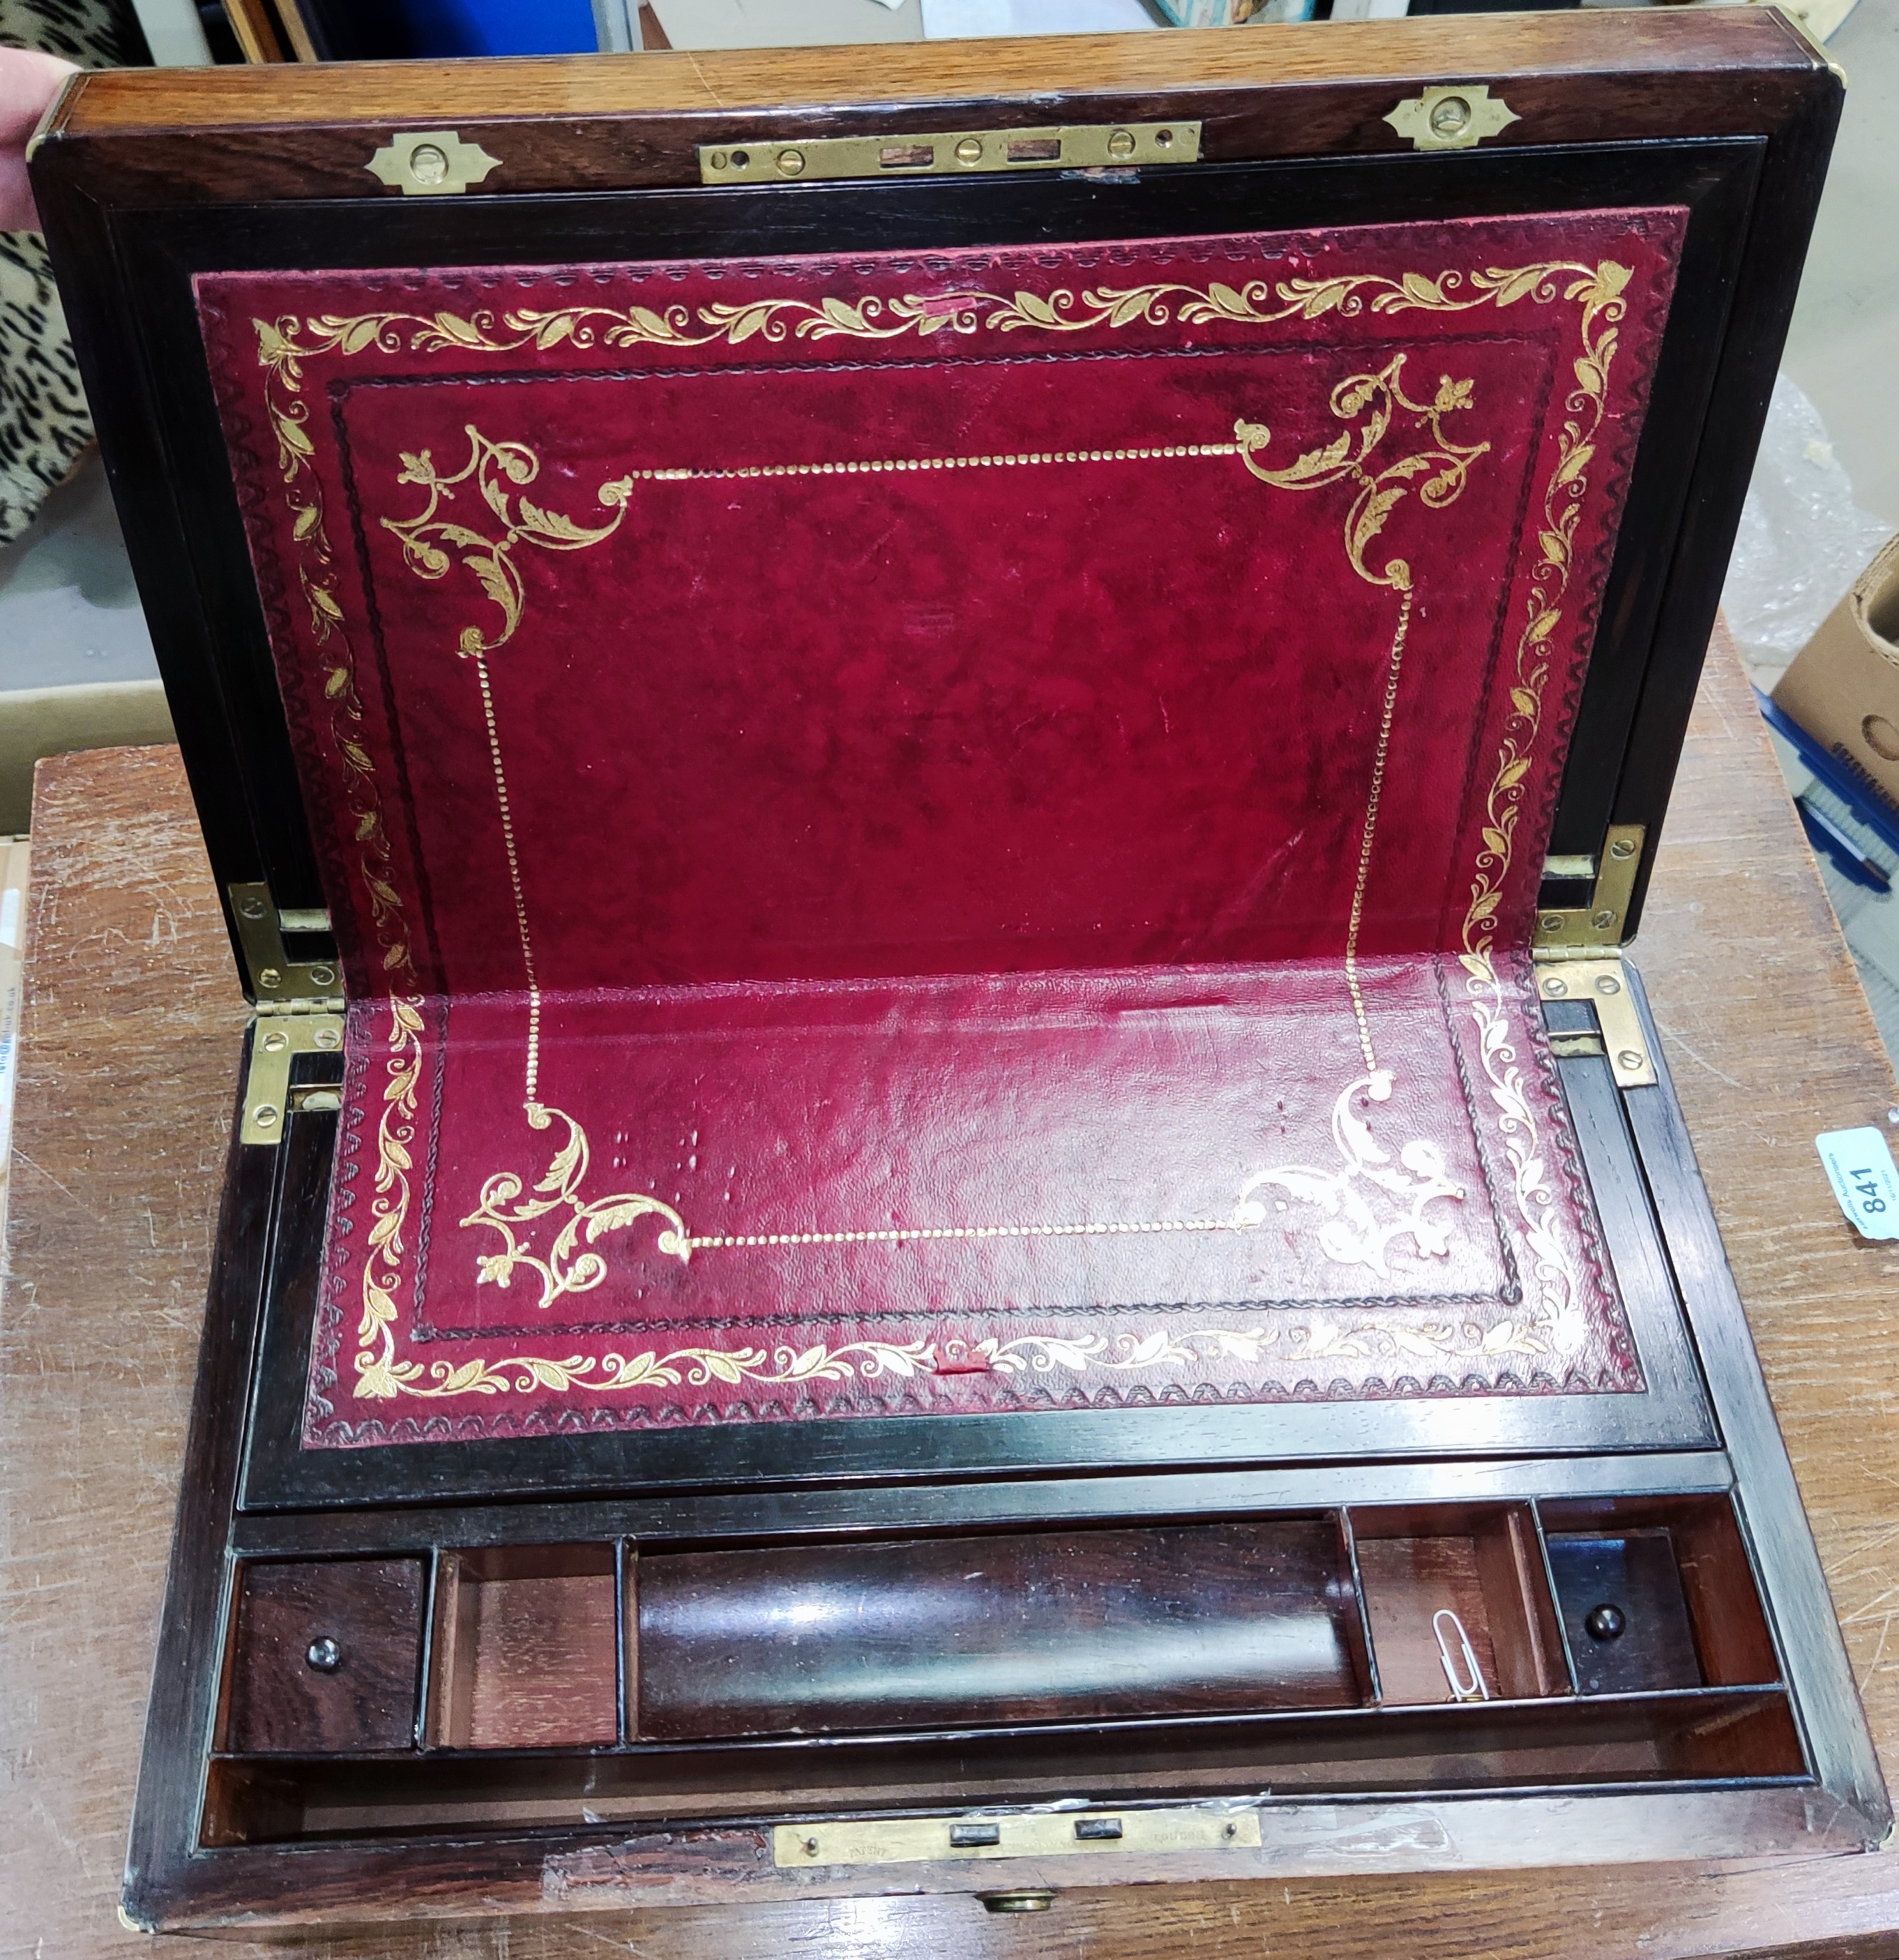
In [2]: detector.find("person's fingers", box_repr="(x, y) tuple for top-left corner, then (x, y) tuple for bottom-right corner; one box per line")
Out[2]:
(0, 48), (79, 230)
(0, 47), (77, 143)
(0, 153), (36, 232)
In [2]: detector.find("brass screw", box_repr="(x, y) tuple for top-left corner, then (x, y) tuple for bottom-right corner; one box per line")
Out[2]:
(1107, 128), (1137, 158)
(801, 1837), (819, 1857)
(310, 964), (337, 987)
(1428, 95), (1471, 138)
(1538, 914), (1564, 933)
(1542, 977), (1568, 997)
(1594, 974), (1621, 995)
(1617, 1049), (1645, 1073)
(776, 149), (805, 176)
(1591, 909), (1617, 929)
(239, 896), (267, 919)
(259, 967), (282, 989)
(252, 1104), (279, 1129)
(261, 1029), (289, 1053)
(1609, 836), (1636, 859)
(709, 151), (728, 170)
(314, 1026), (342, 1050)
(955, 136), (984, 165)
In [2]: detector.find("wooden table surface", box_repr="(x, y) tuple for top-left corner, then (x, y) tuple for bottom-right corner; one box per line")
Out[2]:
(6, 628), (1899, 1959)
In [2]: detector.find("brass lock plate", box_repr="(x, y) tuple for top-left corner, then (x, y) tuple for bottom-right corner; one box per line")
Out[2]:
(1385, 84), (1519, 152)
(699, 122), (1201, 187)
(774, 1805), (1259, 1869)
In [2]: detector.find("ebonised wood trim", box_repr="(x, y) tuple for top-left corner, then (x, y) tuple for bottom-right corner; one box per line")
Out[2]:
(120, 1039), (285, 1929)
(236, 1039), (1716, 1508)
(1618, 963), (1891, 1839)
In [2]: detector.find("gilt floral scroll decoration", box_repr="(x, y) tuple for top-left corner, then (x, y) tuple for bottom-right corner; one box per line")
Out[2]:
(1233, 357), (1489, 591)
(1456, 262), (1631, 1368)
(261, 259), (1631, 363)
(381, 430), (635, 658)
(249, 252), (1637, 1406)
(252, 322), (417, 979)
(462, 1102), (689, 1310)
(1236, 1074), (1464, 1281)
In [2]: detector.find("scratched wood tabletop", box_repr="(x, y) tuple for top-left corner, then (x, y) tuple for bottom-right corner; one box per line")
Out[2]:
(5, 626), (1899, 1959)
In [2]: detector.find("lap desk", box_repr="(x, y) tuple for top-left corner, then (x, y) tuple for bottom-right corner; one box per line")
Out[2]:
(27, 10), (1884, 1927)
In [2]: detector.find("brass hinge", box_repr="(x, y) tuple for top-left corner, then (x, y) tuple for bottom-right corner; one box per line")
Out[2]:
(699, 121), (1200, 188)
(1535, 953), (1657, 1090)
(229, 882), (342, 1007)
(1534, 823), (1645, 953)
(241, 1008), (345, 1145)
(229, 882), (345, 1145)
(773, 1805), (1260, 1869)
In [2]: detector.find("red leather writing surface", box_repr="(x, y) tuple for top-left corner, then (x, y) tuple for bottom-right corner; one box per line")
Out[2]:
(196, 206), (1681, 1444)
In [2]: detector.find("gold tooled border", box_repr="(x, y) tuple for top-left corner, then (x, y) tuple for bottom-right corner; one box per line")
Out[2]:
(248, 254), (1635, 1408)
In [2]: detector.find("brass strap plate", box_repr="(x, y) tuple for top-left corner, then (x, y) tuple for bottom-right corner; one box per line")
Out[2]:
(774, 1806), (1259, 1869)
(699, 121), (1201, 188)
(1536, 954), (1658, 1090)
(241, 1011), (345, 1145)
(1534, 822), (1646, 952)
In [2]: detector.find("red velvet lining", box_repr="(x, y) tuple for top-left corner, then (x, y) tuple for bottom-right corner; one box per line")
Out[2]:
(195, 208), (1681, 1443)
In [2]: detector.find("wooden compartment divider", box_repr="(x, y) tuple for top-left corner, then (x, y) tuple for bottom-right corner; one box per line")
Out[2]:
(1347, 1503), (1572, 1708)
(203, 1493), (1810, 1848)
(424, 1545), (618, 1751)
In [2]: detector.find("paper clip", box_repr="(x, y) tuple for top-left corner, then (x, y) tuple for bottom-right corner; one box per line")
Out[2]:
(1433, 1608), (1490, 1703)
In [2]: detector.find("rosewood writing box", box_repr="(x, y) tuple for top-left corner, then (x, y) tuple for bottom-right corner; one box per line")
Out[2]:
(29, 9), (1888, 1930)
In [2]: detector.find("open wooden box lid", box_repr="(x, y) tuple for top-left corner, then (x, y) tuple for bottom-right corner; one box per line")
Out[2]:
(29, 11), (1838, 1472)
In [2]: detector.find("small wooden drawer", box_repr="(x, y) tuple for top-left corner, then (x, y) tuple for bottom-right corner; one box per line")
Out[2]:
(222, 1559), (425, 1754)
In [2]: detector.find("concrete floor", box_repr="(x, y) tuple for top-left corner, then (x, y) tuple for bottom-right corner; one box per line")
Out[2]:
(0, 458), (156, 693)
(1783, 0), (1899, 528)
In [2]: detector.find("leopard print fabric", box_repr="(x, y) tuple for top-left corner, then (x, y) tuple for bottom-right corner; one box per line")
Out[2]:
(0, 0), (148, 543)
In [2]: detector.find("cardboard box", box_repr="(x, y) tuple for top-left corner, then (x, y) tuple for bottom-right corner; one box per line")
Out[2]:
(1771, 531), (1899, 823)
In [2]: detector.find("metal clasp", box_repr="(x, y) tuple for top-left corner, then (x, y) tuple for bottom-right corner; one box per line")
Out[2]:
(1536, 822), (1646, 951)
(228, 882), (341, 1006)
(241, 1011), (345, 1145)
